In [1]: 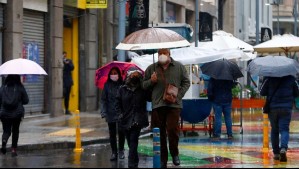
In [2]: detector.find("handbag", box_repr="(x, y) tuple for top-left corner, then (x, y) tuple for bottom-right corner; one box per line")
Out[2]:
(263, 80), (281, 114)
(160, 68), (179, 104)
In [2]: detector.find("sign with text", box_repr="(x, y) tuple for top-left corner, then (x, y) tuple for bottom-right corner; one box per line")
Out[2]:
(86, 0), (108, 9)
(128, 0), (149, 34)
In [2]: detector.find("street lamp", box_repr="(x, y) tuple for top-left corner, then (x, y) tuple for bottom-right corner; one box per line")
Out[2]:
(266, 0), (280, 35)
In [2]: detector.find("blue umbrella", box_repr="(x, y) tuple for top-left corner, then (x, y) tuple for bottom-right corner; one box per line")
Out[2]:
(200, 59), (243, 80)
(247, 55), (299, 77)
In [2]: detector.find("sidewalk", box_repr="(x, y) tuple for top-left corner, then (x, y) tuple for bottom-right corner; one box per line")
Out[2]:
(1, 112), (111, 151)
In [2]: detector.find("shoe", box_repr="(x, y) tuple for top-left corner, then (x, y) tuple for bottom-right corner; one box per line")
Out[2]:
(65, 110), (71, 115)
(172, 156), (180, 166)
(160, 162), (167, 168)
(273, 154), (280, 161)
(1, 147), (6, 155)
(11, 148), (17, 157)
(280, 148), (287, 162)
(110, 153), (118, 161)
(228, 135), (234, 140)
(211, 136), (221, 141)
(119, 150), (125, 159)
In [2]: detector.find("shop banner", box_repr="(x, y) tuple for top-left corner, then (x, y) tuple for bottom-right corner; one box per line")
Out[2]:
(86, 0), (108, 9)
(23, 42), (40, 83)
(128, 0), (149, 34)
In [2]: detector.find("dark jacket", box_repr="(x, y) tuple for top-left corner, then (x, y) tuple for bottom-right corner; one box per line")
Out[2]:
(63, 59), (74, 87)
(100, 80), (123, 123)
(143, 58), (190, 109)
(115, 84), (149, 130)
(208, 78), (236, 104)
(0, 84), (29, 119)
(260, 76), (299, 112)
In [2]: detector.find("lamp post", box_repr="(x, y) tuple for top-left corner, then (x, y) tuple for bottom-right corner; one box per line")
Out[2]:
(266, 0), (280, 35)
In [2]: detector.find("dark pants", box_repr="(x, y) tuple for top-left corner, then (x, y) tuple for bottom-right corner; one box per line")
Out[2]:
(125, 126), (141, 168)
(63, 86), (72, 112)
(152, 107), (181, 164)
(268, 110), (292, 154)
(108, 122), (125, 154)
(1, 118), (22, 149)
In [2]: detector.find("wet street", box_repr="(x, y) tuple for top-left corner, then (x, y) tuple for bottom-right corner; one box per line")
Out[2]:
(0, 109), (299, 168)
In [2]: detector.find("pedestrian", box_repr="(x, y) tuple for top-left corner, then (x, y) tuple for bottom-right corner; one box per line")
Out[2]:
(100, 67), (126, 161)
(143, 48), (190, 168)
(260, 75), (299, 162)
(116, 67), (149, 168)
(208, 78), (237, 140)
(63, 51), (74, 115)
(0, 75), (29, 157)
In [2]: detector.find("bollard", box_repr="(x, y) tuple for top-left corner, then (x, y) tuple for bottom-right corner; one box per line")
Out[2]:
(74, 110), (84, 153)
(262, 114), (269, 153)
(153, 128), (161, 168)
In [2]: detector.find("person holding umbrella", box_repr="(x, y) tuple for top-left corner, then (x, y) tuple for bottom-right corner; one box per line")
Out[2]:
(100, 67), (126, 161)
(143, 48), (190, 168)
(115, 67), (149, 168)
(260, 76), (299, 162)
(0, 75), (29, 157)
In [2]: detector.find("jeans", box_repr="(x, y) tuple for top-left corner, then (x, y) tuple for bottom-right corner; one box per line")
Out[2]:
(1, 118), (22, 149)
(212, 103), (233, 137)
(268, 110), (292, 154)
(108, 122), (125, 154)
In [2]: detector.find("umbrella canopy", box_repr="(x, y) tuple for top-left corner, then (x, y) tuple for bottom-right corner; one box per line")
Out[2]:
(95, 61), (144, 89)
(247, 55), (299, 77)
(200, 59), (244, 80)
(195, 30), (254, 52)
(131, 47), (248, 71)
(254, 34), (299, 55)
(116, 27), (190, 50)
(0, 58), (47, 76)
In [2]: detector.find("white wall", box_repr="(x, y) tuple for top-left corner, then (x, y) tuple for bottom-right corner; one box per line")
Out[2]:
(0, 0), (47, 12)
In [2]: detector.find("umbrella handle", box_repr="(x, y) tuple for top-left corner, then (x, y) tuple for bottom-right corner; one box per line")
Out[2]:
(249, 74), (258, 88)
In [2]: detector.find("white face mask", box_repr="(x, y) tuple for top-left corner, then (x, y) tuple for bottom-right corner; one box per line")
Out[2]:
(158, 54), (169, 64)
(110, 75), (119, 82)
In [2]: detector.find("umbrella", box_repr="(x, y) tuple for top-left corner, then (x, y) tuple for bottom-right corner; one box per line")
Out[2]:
(116, 27), (190, 50)
(131, 47), (248, 71)
(247, 55), (299, 77)
(193, 30), (256, 59)
(200, 59), (244, 80)
(95, 61), (144, 89)
(0, 58), (47, 75)
(254, 34), (299, 55)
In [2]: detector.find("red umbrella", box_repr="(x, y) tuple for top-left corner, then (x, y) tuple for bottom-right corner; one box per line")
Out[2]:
(95, 61), (144, 89)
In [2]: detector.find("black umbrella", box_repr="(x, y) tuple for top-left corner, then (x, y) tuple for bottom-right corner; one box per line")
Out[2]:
(200, 59), (243, 80)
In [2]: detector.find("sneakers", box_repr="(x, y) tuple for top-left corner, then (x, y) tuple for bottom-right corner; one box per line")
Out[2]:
(11, 148), (17, 157)
(228, 135), (234, 140)
(280, 148), (287, 162)
(110, 153), (117, 161)
(1, 147), (6, 155)
(119, 150), (125, 159)
(273, 154), (280, 161)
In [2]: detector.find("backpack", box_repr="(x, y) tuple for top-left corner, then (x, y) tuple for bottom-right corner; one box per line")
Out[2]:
(2, 85), (20, 111)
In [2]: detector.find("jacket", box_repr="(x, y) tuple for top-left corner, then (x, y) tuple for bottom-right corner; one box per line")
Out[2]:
(63, 59), (74, 87)
(100, 80), (122, 123)
(143, 58), (190, 109)
(115, 84), (149, 130)
(0, 84), (29, 119)
(208, 78), (236, 104)
(260, 76), (299, 112)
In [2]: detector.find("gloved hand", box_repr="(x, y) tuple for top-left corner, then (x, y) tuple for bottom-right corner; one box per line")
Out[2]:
(100, 113), (106, 119)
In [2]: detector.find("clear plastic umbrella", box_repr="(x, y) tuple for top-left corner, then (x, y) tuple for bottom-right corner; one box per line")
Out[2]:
(0, 58), (47, 76)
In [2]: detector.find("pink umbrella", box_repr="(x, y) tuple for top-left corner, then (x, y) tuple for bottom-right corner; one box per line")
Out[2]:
(95, 61), (144, 89)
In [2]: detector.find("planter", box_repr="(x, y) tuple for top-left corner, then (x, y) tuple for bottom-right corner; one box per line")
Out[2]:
(232, 99), (266, 109)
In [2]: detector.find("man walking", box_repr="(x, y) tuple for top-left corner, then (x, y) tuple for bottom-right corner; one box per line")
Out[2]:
(143, 48), (190, 168)
(63, 51), (74, 115)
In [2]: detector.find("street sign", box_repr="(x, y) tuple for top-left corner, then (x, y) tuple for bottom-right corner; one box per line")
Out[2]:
(86, 0), (108, 9)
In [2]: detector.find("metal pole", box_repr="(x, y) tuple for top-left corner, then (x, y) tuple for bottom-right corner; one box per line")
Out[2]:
(277, 3), (280, 35)
(118, 0), (126, 61)
(195, 0), (199, 47)
(295, 0), (298, 36)
(256, 0), (260, 45)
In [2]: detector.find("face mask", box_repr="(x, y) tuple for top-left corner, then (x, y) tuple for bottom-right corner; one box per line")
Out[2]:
(110, 75), (119, 82)
(158, 54), (169, 64)
(130, 76), (140, 85)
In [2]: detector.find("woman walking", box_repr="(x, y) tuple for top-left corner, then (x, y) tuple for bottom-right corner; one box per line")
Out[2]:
(100, 67), (126, 161)
(0, 75), (29, 157)
(116, 68), (149, 168)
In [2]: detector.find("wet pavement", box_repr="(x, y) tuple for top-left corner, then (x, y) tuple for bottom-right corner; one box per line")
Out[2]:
(0, 109), (299, 168)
